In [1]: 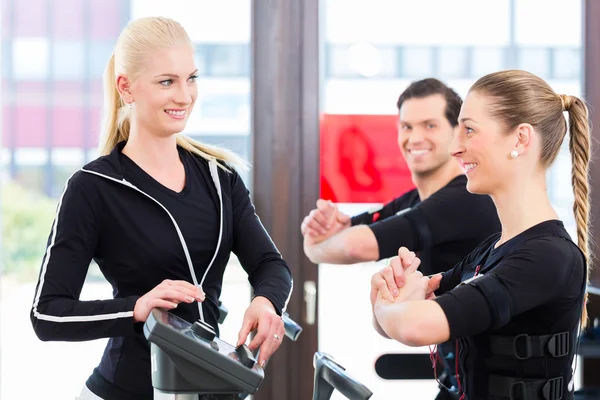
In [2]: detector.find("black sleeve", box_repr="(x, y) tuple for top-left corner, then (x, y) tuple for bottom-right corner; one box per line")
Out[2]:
(229, 169), (293, 316)
(367, 184), (494, 260)
(433, 237), (584, 340)
(30, 173), (141, 342)
(350, 193), (414, 226)
(435, 236), (497, 295)
(435, 259), (467, 296)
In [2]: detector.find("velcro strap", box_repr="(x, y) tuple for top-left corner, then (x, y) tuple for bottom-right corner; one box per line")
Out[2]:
(489, 332), (570, 360)
(489, 375), (564, 400)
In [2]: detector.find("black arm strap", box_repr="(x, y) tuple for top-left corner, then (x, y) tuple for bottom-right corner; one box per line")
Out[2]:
(468, 274), (512, 329)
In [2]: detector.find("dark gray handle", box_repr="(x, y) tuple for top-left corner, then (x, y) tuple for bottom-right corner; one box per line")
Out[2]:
(312, 352), (372, 400)
(282, 312), (303, 341)
(218, 303), (303, 342)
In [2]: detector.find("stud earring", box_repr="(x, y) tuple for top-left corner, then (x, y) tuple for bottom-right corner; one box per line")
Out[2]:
(510, 150), (519, 159)
(127, 102), (133, 109)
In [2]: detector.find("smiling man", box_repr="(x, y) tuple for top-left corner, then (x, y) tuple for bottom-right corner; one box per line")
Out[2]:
(301, 78), (502, 399)
(302, 78), (500, 273)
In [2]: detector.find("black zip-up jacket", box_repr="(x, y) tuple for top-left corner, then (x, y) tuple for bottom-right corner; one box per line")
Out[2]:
(30, 142), (293, 399)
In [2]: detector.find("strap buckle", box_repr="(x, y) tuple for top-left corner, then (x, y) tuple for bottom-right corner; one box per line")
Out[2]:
(513, 334), (532, 360)
(510, 380), (526, 400)
(547, 332), (569, 357)
(542, 377), (563, 400)
(509, 377), (563, 400)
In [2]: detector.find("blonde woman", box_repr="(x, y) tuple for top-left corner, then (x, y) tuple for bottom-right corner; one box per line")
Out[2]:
(30, 17), (292, 400)
(371, 70), (590, 400)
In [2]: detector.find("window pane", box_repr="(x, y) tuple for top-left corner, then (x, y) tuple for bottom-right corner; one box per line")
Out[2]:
(89, 41), (114, 78)
(14, 0), (47, 37)
(13, 38), (49, 80)
(52, 41), (85, 80)
(439, 47), (468, 78)
(207, 45), (249, 77)
(328, 45), (359, 78)
(518, 48), (550, 78)
(553, 48), (581, 80)
(472, 47), (504, 77)
(53, 0), (85, 38)
(89, 0), (124, 39)
(376, 47), (398, 78)
(402, 47), (433, 77)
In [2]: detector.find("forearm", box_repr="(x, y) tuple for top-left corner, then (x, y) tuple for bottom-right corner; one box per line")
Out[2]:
(374, 300), (450, 347)
(31, 296), (140, 341)
(372, 314), (391, 339)
(247, 260), (293, 316)
(304, 225), (379, 264)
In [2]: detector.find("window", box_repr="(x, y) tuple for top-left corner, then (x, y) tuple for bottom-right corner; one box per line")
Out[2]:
(52, 0), (85, 38)
(518, 48), (551, 78)
(472, 47), (504, 77)
(402, 47), (434, 77)
(206, 45), (250, 77)
(14, 0), (48, 37)
(439, 47), (468, 78)
(328, 45), (359, 78)
(52, 40), (85, 80)
(89, 42), (115, 78)
(553, 48), (581, 80)
(12, 38), (49, 80)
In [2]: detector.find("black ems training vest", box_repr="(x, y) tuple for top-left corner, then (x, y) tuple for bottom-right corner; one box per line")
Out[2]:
(460, 231), (586, 400)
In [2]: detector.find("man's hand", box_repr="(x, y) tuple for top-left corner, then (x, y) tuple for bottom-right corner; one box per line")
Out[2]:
(301, 199), (351, 245)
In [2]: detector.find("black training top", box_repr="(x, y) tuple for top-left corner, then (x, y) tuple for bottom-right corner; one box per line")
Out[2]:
(434, 220), (586, 399)
(30, 142), (293, 400)
(351, 175), (501, 275)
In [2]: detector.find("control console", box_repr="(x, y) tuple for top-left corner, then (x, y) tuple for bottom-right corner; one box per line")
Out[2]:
(144, 308), (264, 397)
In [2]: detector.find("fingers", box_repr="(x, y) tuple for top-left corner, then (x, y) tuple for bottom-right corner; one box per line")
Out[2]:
(381, 265), (399, 298)
(406, 257), (421, 275)
(300, 218), (308, 235)
(157, 288), (202, 305)
(337, 212), (351, 225)
(237, 318), (255, 347)
(388, 256), (405, 288)
(161, 280), (205, 301)
(150, 298), (178, 311)
(257, 319), (285, 367)
(248, 316), (270, 352)
(397, 247), (421, 275)
(398, 247), (413, 266)
(419, 275), (430, 294)
(317, 199), (338, 227)
(371, 268), (395, 302)
(398, 247), (417, 268)
(303, 225), (321, 238)
(308, 209), (330, 234)
(427, 274), (443, 294)
(319, 199), (339, 228)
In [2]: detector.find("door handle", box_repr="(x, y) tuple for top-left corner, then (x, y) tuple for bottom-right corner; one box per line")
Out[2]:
(304, 281), (317, 325)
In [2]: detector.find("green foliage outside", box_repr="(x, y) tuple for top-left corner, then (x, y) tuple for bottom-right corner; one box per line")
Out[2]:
(1, 181), (57, 282)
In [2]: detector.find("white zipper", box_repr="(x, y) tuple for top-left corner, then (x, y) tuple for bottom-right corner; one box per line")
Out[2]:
(81, 159), (223, 322)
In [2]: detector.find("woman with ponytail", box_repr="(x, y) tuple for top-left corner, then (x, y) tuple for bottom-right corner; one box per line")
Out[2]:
(370, 70), (590, 400)
(30, 17), (292, 400)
